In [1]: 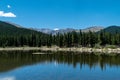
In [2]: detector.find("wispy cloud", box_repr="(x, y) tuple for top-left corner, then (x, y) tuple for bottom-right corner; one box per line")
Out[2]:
(7, 5), (11, 9)
(0, 11), (16, 17)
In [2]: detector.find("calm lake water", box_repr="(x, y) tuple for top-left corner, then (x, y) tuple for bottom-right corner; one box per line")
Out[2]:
(0, 51), (120, 80)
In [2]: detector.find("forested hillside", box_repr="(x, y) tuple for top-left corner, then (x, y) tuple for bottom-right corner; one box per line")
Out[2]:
(0, 21), (120, 48)
(0, 21), (42, 35)
(102, 26), (120, 34)
(0, 21), (49, 47)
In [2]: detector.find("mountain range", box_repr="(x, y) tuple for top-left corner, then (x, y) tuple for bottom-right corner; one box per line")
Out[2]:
(0, 21), (120, 35)
(33, 26), (104, 35)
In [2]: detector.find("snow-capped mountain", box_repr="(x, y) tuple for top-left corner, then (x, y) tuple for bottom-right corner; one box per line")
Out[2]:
(35, 26), (104, 35)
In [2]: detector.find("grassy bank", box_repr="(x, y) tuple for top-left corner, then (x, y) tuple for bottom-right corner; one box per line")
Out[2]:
(0, 47), (120, 54)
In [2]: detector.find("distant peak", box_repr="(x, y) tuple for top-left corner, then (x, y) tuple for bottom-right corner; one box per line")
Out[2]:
(82, 26), (104, 32)
(86, 26), (104, 29)
(108, 25), (120, 28)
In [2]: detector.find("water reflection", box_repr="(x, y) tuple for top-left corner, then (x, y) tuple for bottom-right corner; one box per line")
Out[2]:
(0, 51), (120, 72)
(0, 76), (15, 80)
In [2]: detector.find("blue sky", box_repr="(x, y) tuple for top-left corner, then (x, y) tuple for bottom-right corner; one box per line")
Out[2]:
(0, 0), (120, 29)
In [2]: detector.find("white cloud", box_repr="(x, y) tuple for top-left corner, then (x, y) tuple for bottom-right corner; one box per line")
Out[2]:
(7, 5), (11, 8)
(0, 11), (16, 17)
(54, 28), (59, 31)
(0, 76), (16, 80)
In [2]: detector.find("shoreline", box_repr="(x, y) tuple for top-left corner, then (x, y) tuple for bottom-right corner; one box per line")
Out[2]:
(0, 47), (120, 54)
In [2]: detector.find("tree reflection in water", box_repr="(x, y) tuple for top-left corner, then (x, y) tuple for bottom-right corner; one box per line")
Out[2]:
(0, 51), (120, 72)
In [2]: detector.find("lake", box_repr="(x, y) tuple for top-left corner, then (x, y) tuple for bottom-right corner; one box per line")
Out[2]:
(0, 50), (120, 80)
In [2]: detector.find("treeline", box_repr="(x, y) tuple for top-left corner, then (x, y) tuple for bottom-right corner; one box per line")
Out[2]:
(52, 30), (120, 47)
(0, 30), (120, 47)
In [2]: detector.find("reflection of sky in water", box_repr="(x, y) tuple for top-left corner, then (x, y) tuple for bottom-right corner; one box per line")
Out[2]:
(0, 76), (16, 80)
(0, 62), (120, 80)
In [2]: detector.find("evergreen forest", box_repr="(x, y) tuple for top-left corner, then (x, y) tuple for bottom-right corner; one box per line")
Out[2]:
(0, 21), (120, 48)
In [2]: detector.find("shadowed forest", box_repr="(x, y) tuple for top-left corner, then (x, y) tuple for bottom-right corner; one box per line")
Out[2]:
(0, 30), (120, 48)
